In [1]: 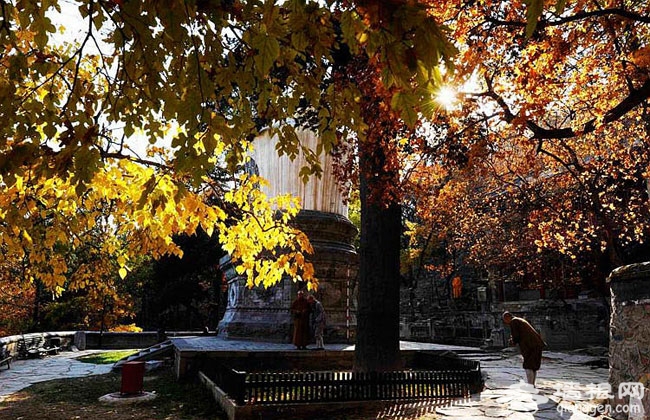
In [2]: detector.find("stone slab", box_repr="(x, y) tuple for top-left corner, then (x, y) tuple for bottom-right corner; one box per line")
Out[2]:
(435, 406), (485, 417)
(484, 407), (514, 417)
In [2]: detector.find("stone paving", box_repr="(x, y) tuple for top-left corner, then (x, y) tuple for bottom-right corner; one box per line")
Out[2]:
(0, 340), (615, 420)
(0, 349), (113, 403)
(437, 349), (612, 420)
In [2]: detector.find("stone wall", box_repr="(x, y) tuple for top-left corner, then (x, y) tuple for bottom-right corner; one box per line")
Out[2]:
(608, 262), (650, 419)
(84, 331), (161, 349)
(0, 331), (76, 357)
(400, 298), (609, 351)
(499, 299), (609, 350)
(0, 331), (209, 356)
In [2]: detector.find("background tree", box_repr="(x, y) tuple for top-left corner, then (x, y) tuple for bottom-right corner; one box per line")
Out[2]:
(139, 229), (227, 331)
(402, 0), (650, 295)
(0, 275), (33, 335)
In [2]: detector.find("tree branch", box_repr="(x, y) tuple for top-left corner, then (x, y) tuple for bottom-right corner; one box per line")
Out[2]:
(482, 76), (650, 140)
(527, 78), (650, 139)
(62, 0), (95, 113)
(99, 150), (174, 171)
(486, 8), (650, 29)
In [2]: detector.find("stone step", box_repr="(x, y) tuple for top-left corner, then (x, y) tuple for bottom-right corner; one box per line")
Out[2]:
(112, 340), (174, 371)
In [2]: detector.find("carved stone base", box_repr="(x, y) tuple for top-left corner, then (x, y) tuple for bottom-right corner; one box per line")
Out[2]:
(218, 210), (358, 343)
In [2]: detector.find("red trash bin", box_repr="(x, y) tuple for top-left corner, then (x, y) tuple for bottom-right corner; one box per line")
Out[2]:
(121, 361), (145, 395)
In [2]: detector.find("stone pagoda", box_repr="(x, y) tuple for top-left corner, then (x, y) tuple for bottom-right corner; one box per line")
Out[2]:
(217, 130), (358, 343)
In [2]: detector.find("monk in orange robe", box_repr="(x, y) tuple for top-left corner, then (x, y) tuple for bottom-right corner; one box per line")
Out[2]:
(503, 311), (546, 386)
(290, 291), (311, 350)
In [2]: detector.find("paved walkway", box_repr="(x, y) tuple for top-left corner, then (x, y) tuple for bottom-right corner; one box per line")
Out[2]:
(447, 349), (612, 420)
(0, 340), (614, 419)
(0, 349), (113, 403)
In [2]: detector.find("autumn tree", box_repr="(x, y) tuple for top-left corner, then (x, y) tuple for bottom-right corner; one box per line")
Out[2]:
(0, 274), (33, 335)
(140, 228), (227, 331)
(403, 0), (650, 294)
(7, 0), (629, 372)
(0, 0), (459, 372)
(0, 0), (323, 301)
(330, 2), (455, 371)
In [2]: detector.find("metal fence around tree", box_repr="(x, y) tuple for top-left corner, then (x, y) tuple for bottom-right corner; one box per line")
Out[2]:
(211, 354), (482, 406)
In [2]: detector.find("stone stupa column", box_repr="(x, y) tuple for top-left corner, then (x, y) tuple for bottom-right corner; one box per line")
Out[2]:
(217, 130), (358, 343)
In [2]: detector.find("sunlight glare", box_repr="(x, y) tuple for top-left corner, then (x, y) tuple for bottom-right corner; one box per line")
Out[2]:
(435, 86), (457, 110)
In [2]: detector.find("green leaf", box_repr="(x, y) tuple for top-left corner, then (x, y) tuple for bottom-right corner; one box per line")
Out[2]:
(291, 31), (308, 52)
(34, 30), (48, 49)
(43, 123), (57, 139)
(555, 0), (567, 14)
(321, 130), (336, 154)
(252, 32), (280, 76)
(390, 91), (418, 128)
(340, 11), (361, 54)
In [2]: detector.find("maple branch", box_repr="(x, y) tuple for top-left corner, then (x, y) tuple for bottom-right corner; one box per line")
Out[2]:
(61, 0), (96, 113)
(185, 0), (206, 111)
(527, 78), (650, 139)
(98, 0), (131, 107)
(482, 75), (650, 140)
(486, 157), (570, 223)
(19, 51), (77, 108)
(486, 8), (650, 29)
(535, 141), (585, 187)
(481, 76), (516, 123)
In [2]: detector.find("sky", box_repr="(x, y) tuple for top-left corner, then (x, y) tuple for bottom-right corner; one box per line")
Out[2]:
(48, 1), (174, 160)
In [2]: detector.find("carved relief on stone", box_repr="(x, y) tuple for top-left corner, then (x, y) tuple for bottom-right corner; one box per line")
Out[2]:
(227, 282), (239, 308)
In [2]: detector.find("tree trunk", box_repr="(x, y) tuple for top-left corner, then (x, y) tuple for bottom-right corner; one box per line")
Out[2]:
(354, 140), (402, 372)
(31, 280), (44, 332)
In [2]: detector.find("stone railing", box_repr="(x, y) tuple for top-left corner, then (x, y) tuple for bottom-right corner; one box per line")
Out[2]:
(0, 330), (207, 357)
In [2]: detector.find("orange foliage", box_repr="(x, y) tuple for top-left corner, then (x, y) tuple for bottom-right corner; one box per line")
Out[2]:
(403, 0), (650, 291)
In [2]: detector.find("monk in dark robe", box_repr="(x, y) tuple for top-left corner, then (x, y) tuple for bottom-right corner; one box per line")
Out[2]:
(503, 311), (546, 386)
(291, 291), (311, 350)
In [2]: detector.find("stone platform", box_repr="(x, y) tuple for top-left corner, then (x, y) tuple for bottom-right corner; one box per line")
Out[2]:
(0, 339), (613, 419)
(171, 336), (612, 419)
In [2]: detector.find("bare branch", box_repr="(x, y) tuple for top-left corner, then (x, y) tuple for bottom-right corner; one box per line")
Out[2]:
(99, 150), (174, 171)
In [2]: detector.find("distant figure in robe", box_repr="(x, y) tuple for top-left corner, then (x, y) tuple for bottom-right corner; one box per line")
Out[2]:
(290, 290), (311, 350)
(452, 276), (462, 299)
(308, 295), (326, 350)
(503, 311), (546, 386)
